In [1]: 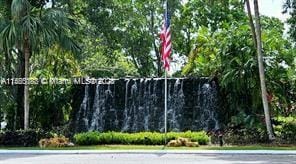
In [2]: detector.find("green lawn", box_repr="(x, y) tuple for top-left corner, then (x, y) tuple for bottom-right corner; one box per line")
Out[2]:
(1, 145), (296, 150)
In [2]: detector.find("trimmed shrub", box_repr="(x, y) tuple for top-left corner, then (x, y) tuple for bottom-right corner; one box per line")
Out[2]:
(181, 131), (209, 145)
(74, 131), (210, 146)
(74, 131), (100, 145)
(0, 129), (52, 147)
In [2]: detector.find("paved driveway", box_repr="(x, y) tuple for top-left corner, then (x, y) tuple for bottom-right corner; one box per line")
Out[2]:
(0, 153), (296, 164)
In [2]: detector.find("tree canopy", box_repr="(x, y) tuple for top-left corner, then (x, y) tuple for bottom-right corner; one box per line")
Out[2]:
(0, 0), (295, 133)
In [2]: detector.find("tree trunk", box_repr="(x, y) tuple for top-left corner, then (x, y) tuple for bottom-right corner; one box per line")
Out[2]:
(253, 0), (275, 140)
(13, 47), (25, 130)
(23, 38), (30, 130)
(153, 41), (162, 77)
(245, 0), (257, 48)
(150, 7), (162, 77)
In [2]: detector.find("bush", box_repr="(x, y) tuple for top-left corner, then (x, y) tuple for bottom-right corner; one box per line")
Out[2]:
(274, 116), (296, 144)
(209, 116), (296, 145)
(74, 131), (100, 145)
(74, 131), (210, 146)
(0, 129), (52, 147)
(39, 136), (72, 148)
(220, 128), (268, 145)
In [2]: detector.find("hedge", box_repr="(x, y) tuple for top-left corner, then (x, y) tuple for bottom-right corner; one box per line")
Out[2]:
(0, 129), (53, 147)
(74, 131), (209, 146)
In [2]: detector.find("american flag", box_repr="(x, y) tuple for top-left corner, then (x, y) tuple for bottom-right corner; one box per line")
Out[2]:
(160, 4), (171, 71)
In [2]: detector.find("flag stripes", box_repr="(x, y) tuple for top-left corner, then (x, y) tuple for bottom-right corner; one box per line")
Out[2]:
(160, 5), (171, 71)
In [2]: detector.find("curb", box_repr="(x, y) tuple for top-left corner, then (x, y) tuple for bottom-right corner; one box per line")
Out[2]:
(0, 150), (296, 155)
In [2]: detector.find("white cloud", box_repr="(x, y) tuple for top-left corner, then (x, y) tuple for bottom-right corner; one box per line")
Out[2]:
(247, 0), (289, 22)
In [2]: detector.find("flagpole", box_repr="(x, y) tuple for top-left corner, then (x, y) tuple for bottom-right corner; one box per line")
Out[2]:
(164, 0), (168, 147)
(164, 69), (168, 146)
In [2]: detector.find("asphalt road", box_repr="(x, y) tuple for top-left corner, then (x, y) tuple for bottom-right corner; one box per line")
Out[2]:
(0, 153), (296, 164)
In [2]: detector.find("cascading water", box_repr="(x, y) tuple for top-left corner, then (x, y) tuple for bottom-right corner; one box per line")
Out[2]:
(73, 78), (220, 133)
(167, 79), (185, 132)
(122, 79), (131, 132)
(75, 85), (90, 132)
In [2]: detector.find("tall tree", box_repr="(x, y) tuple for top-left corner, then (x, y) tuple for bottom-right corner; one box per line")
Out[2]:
(83, 0), (165, 76)
(283, 0), (296, 43)
(174, 0), (245, 58)
(245, 0), (257, 47)
(0, 0), (24, 130)
(250, 0), (275, 140)
(0, 0), (79, 129)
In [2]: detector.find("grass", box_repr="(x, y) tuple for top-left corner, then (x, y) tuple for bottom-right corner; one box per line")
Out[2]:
(1, 145), (296, 150)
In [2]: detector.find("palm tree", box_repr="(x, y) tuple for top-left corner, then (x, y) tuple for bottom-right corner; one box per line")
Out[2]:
(245, 0), (275, 140)
(0, 0), (80, 129)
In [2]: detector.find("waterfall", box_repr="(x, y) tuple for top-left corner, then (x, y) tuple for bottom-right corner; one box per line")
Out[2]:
(201, 82), (220, 131)
(73, 78), (220, 133)
(75, 85), (90, 132)
(122, 79), (131, 132)
(89, 84), (102, 131)
(167, 79), (185, 132)
(143, 79), (150, 131)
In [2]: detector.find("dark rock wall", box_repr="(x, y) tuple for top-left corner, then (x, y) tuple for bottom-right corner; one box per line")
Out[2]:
(72, 78), (220, 133)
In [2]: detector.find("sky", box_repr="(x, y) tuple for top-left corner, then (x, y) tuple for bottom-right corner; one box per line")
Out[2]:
(250, 0), (289, 22)
(247, 0), (290, 34)
(180, 0), (289, 22)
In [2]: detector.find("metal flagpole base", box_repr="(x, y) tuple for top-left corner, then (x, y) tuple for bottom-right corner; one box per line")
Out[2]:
(164, 70), (168, 147)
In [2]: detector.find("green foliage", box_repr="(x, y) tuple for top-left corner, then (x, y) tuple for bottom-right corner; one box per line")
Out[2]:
(29, 85), (73, 129)
(183, 21), (260, 122)
(173, 0), (245, 57)
(0, 0), (80, 130)
(216, 116), (296, 145)
(81, 47), (139, 78)
(80, 0), (247, 76)
(274, 116), (296, 143)
(74, 131), (209, 146)
(82, 0), (160, 76)
(0, 0), (295, 138)
(73, 131), (101, 146)
(182, 16), (296, 123)
(2, 0), (79, 53)
(28, 47), (81, 129)
(229, 111), (263, 129)
(283, 0), (296, 43)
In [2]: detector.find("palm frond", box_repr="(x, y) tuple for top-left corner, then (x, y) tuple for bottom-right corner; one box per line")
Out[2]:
(38, 25), (58, 48)
(2, 0), (80, 58)
(40, 8), (80, 54)
(58, 33), (81, 55)
(21, 13), (42, 48)
(0, 21), (18, 50)
(42, 8), (77, 31)
(11, 0), (31, 20)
